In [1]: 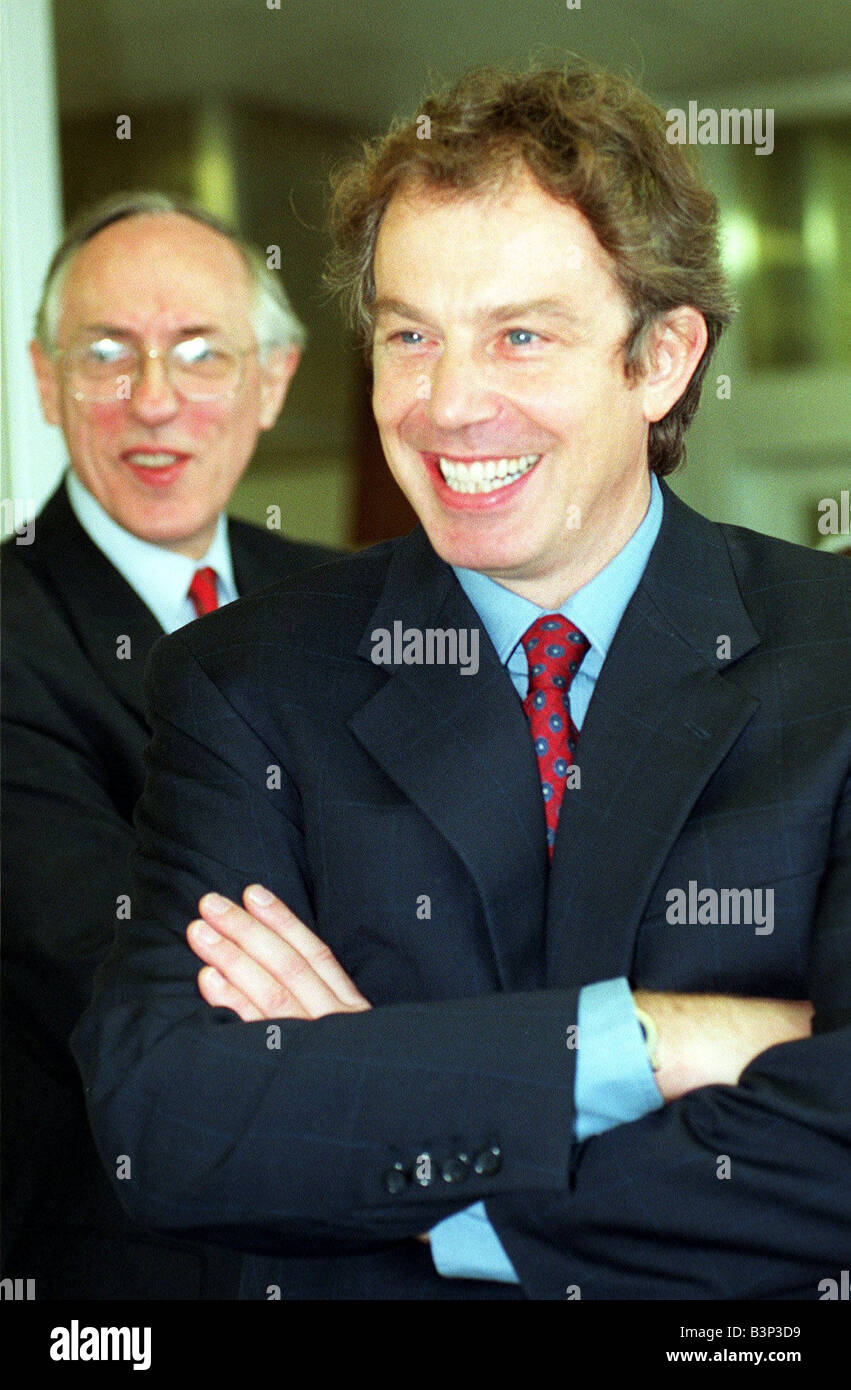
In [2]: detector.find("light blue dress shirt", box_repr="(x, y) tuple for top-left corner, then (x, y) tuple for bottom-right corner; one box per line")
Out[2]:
(429, 475), (666, 1283)
(65, 470), (238, 634)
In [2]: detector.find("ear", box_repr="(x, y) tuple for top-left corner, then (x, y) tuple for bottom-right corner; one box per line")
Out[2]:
(637, 307), (708, 424)
(257, 347), (300, 431)
(29, 340), (62, 426)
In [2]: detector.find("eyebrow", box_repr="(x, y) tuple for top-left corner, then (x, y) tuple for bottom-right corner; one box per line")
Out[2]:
(481, 299), (584, 325)
(372, 299), (430, 324)
(372, 297), (583, 327)
(76, 323), (222, 339)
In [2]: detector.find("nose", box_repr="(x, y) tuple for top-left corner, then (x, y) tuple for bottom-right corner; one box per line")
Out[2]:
(425, 346), (499, 431)
(127, 350), (180, 423)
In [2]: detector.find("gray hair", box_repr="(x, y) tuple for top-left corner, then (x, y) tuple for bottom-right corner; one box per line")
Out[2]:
(35, 191), (306, 359)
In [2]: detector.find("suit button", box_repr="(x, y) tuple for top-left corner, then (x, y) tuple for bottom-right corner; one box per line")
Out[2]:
(382, 1162), (409, 1195)
(473, 1144), (502, 1177)
(440, 1153), (471, 1184)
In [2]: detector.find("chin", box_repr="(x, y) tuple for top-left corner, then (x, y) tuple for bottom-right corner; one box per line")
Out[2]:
(134, 516), (208, 551)
(431, 534), (524, 576)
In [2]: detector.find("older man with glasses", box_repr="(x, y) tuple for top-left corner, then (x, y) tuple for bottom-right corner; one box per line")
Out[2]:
(1, 193), (334, 1299)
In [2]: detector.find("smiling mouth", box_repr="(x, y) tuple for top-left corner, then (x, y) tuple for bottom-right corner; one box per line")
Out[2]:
(122, 451), (190, 468)
(437, 454), (541, 494)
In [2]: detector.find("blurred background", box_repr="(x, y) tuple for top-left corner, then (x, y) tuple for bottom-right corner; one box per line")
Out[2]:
(2, 0), (849, 549)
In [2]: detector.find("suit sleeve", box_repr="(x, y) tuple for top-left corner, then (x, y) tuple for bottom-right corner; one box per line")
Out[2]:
(1, 604), (143, 1260)
(72, 630), (581, 1256)
(485, 773), (851, 1298)
(1, 619), (138, 1053)
(430, 978), (662, 1281)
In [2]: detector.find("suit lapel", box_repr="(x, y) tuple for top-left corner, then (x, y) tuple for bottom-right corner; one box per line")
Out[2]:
(349, 528), (549, 990)
(28, 490), (307, 727)
(28, 485), (163, 725)
(545, 486), (762, 986)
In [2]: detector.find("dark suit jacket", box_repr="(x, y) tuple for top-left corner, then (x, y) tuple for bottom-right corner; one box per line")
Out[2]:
(72, 483), (851, 1299)
(1, 482), (334, 1298)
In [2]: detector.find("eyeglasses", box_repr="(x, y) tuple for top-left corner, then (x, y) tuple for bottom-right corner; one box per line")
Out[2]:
(53, 334), (260, 403)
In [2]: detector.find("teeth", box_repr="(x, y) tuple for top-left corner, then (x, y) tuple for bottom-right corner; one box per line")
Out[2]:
(126, 452), (184, 467)
(438, 454), (540, 494)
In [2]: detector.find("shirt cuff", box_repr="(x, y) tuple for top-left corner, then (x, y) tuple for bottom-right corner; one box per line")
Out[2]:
(429, 1200), (520, 1283)
(430, 977), (662, 1283)
(575, 976), (663, 1140)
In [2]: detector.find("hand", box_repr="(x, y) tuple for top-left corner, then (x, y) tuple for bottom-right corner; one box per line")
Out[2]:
(633, 990), (814, 1101)
(188, 891), (430, 1244)
(187, 884), (371, 1021)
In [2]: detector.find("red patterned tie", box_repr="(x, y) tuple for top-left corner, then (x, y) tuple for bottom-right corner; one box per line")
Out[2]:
(188, 566), (219, 618)
(521, 614), (590, 860)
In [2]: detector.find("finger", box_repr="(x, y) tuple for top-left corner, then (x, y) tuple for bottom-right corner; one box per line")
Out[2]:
(242, 885), (370, 1009)
(240, 885), (368, 1006)
(196, 964), (265, 1023)
(195, 896), (347, 1019)
(188, 914), (313, 1020)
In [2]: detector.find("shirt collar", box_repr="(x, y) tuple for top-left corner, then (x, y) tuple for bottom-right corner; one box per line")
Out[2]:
(453, 474), (663, 670)
(65, 469), (237, 634)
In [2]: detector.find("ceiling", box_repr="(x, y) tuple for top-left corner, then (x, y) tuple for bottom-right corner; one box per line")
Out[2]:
(54, 0), (851, 129)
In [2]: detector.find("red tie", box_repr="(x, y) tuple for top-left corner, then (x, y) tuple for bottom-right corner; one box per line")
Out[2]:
(188, 567), (219, 618)
(521, 614), (589, 860)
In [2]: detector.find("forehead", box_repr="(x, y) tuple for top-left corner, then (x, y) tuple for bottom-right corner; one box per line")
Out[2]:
(373, 170), (624, 317)
(57, 214), (254, 338)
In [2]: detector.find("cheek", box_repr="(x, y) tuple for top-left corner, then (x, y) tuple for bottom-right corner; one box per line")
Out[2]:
(180, 403), (226, 439)
(372, 360), (421, 425)
(68, 404), (126, 450)
(371, 382), (395, 429)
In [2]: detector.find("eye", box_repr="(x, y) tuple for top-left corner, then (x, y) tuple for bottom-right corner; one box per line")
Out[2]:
(173, 336), (220, 365)
(391, 330), (426, 346)
(85, 337), (132, 364)
(504, 328), (540, 347)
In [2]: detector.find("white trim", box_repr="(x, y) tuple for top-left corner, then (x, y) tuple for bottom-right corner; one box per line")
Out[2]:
(1, 0), (66, 536)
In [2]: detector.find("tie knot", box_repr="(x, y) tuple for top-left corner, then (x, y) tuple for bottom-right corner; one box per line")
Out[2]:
(188, 566), (219, 618)
(522, 614), (589, 697)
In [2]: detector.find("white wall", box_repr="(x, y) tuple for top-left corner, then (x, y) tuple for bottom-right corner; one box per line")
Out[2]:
(1, 0), (66, 539)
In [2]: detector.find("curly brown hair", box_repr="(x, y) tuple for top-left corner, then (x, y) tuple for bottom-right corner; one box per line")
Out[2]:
(327, 64), (735, 476)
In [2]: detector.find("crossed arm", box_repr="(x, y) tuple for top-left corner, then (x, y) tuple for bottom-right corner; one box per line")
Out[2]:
(73, 628), (848, 1298)
(185, 885), (815, 1265)
(186, 884), (813, 1104)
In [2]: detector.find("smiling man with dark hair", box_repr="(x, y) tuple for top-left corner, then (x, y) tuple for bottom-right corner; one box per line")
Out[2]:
(74, 69), (849, 1300)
